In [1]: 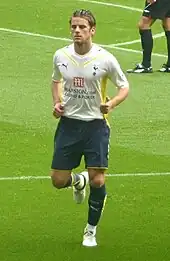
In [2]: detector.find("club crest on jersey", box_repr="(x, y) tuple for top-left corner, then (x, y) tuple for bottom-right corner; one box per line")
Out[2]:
(93, 64), (99, 76)
(73, 77), (84, 88)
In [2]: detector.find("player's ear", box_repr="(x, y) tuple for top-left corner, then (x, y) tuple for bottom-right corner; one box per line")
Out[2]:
(91, 26), (96, 35)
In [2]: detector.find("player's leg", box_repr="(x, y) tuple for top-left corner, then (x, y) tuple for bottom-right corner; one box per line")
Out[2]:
(139, 16), (155, 69)
(51, 169), (87, 189)
(51, 169), (89, 204)
(82, 119), (110, 247)
(160, 17), (170, 72)
(72, 170), (89, 204)
(127, 1), (156, 73)
(82, 168), (106, 247)
(127, 16), (155, 73)
(50, 117), (88, 194)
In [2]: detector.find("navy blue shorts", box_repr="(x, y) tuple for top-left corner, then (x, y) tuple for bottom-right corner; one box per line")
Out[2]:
(51, 117), (110, 170)
(143, 0), (170, 19)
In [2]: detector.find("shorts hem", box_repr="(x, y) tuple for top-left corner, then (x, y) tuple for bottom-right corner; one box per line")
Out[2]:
(51, 168), (72, 171)
(86, 166), (108, 170)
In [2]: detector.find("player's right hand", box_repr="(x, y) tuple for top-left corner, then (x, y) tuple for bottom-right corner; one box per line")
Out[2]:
(53, 102), (64, 119)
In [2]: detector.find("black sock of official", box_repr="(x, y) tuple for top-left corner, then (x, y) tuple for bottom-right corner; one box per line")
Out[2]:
(88, 185), (107, 226)
(165, 31), (170, 66)
(140, 29), (153, 67)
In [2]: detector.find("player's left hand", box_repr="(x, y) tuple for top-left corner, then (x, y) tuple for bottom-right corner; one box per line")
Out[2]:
(100, 101), (113, 114)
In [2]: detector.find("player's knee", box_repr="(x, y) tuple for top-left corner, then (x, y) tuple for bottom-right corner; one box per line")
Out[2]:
(51, 172), (66, 189)
(162, 18), (170, 31)
(138, 21), (147, 30)
(138, 17), (151, 30)
(90, 173), (105, 188)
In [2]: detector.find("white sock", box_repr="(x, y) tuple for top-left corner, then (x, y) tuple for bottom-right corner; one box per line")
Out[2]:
(86, 223), (97, 234)
(74, 174), (84, 190)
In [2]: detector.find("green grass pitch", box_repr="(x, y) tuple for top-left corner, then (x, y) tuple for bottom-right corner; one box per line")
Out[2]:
(0, 0), (170, 260)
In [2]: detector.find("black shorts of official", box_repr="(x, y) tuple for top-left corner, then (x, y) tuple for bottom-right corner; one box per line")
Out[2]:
(51, 116), (110, 170)
(143, 0), (170, 19)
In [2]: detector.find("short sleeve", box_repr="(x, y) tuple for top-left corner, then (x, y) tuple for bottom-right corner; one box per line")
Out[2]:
(107, 54), (129, 89)
(52, 52), (62, 82)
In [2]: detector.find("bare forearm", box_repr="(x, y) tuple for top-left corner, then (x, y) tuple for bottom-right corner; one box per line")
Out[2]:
(109, 87), (129, 109)
(51, 81), (61, 106)
(100, 87), (129, 114)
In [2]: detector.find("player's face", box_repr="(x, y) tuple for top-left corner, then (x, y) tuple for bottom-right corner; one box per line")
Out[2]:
(70, 17), (96, 44)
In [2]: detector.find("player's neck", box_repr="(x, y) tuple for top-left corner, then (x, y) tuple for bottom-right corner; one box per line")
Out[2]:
(74, 42), (93, 55)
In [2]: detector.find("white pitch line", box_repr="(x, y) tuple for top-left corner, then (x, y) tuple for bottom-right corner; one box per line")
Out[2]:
(0, 176), (50, 181)
(108, 45), (167, 58)
(0, 172), (170, 181)
(0, 27), (72, 42)
(0, 27), (167, 58)
(107, 172), (170, 177)
(78, 0), (142, 12)
(109, 32), (165, 47)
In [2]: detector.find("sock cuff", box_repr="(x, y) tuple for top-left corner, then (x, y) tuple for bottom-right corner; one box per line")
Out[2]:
(139, 29), (152, 35)
(165, 30), (170, 36)
(89, 184), (106, 200)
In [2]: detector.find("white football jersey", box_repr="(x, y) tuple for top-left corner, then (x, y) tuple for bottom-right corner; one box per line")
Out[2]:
(52, 43), (129, 121)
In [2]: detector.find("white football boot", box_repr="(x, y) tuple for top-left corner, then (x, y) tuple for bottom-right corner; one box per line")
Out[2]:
(82, 226), (97, 247)
(73, 171), (89, 204)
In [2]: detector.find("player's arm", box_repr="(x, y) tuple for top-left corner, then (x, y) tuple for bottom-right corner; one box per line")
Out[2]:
(100, 55), (129, 114)
(51, 54), (64, 118)
(51, 80), (62, 106)
(100, 87), (129, 114)
(105, 88), (128, 110)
